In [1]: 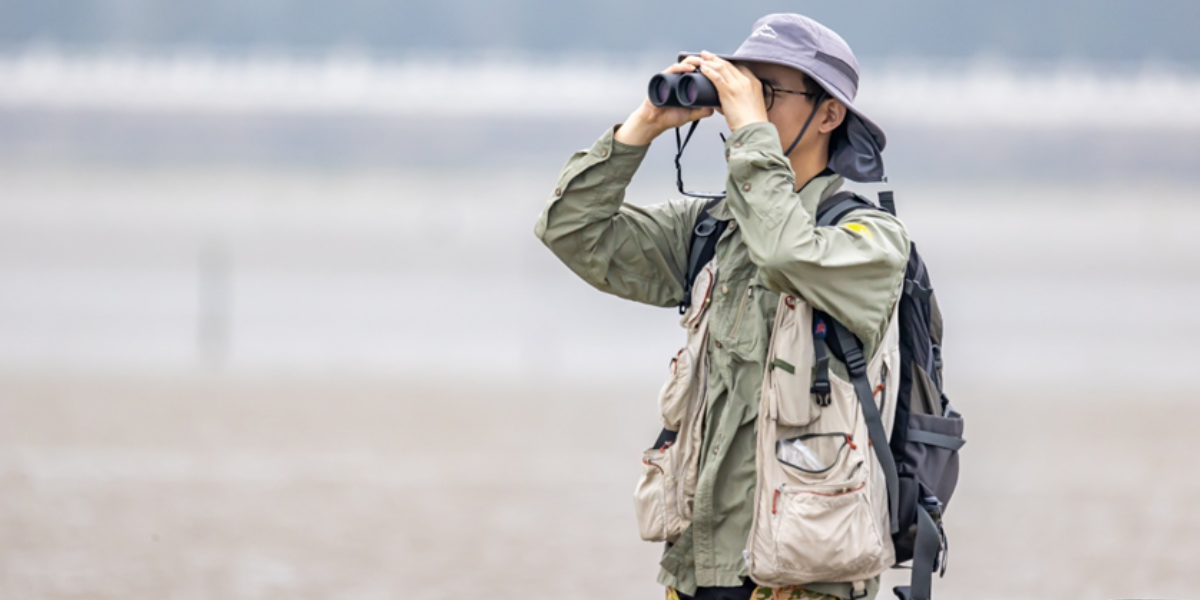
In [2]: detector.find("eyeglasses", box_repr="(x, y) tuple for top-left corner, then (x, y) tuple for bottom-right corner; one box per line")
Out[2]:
(760, 79), (816, 111)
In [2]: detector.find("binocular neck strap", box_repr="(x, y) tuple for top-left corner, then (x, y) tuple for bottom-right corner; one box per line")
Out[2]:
(674, 120), (700, 195)
(783, 90), (827, 158)
(673, 121), (726, 200)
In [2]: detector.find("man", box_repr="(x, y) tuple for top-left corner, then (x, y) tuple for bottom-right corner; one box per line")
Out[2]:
(534, 14), (909, 600)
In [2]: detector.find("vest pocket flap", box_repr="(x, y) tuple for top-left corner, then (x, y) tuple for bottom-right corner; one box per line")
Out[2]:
(767, 297), (820, 427)
(769, 370), (821, 427)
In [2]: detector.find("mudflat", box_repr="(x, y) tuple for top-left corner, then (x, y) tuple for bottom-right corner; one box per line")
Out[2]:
(0, 374), (1195, 599)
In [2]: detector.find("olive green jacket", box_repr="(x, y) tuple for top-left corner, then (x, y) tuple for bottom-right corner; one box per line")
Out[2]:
(534, 121), (909, 598)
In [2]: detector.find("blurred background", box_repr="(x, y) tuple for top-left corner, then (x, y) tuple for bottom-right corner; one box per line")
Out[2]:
(1, 1), (1199, 598)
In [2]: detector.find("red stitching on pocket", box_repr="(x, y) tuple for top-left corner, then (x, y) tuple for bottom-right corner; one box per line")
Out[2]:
(802, 481), (867, 497)
(642, 457), (665, 475)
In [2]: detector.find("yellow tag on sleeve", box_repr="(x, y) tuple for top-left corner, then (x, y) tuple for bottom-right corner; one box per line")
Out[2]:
(843, 222), (874, 240)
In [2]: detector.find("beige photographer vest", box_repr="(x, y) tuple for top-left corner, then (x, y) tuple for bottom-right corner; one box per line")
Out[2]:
(635, 261), (901, 589)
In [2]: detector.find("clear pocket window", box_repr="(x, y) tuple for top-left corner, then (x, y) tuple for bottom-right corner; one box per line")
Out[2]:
(775, 432), (852, 474)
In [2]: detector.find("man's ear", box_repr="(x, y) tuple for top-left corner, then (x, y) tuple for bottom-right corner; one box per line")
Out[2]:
(818, 98), (847, 134)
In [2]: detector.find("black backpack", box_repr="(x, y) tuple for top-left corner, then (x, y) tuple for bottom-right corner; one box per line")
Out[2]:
(681, 192), (965, 600)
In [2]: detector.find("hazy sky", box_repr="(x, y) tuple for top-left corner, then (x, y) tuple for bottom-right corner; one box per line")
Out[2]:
(3, 0), (1199, 63)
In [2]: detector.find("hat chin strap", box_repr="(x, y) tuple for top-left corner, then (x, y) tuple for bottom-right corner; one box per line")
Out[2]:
(783, 90), (827, 157)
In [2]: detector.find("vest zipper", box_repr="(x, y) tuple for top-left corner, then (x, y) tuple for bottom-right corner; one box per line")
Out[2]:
(877, 364), (889, 421)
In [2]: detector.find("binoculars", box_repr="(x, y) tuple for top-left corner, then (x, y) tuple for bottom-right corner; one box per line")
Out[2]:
(648, 70), (720, 108)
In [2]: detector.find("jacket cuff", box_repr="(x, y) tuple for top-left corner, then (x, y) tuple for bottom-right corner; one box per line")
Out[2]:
(606, 124), (652, 173)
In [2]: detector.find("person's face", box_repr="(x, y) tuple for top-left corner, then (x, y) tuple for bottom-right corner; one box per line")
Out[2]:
(739, 62), (845, 159)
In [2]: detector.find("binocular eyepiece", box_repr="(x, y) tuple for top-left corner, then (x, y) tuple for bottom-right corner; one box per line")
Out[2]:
(648, 70), (720, 108)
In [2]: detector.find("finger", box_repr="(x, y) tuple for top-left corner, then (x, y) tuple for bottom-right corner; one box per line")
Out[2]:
(712, 60), (748, 85)
(699, 50), (726, 64)
(733, 65), (761, 91)
(698, 63), (728, 89)
(700, 60), (730, 81)
(701, 61), (737, 86)
(703, 60), (747, 92)
(698, 60), (727, 82)
(661, 55), (703, 75)
(699, 51), (735, 73)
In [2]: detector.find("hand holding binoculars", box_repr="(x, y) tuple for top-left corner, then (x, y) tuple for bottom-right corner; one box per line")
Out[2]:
(648, 70), (720, 108)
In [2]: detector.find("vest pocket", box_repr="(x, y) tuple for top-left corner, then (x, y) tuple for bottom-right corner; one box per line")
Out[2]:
(775, 426), (865, 488)
(772, 480), (887, 583)
(633, 442), (686, 543)
(658, 347), (697, 431)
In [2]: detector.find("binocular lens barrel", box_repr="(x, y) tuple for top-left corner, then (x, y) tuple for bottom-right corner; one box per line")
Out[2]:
(679, 75), (719, 107)
(648, 71), (720, 108)
(649, 73), (680, 106)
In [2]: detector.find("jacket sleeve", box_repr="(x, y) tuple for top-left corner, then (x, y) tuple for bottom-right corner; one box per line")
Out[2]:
(722, 122), (909, 351)
(534, 126), (707, 308)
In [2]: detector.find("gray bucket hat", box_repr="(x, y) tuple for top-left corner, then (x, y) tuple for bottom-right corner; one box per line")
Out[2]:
(681, 13), (887, 182)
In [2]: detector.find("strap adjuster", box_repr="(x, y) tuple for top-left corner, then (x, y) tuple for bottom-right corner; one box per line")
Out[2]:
(844, 349), (867, 377)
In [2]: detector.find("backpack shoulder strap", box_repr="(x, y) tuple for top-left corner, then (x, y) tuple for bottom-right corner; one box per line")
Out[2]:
(679, 198), (729, 314)
(816, 191), (876, 227)
(878, 190), (897, 216)
(816, 190), (900, 227)
(824, 317), (901, 536)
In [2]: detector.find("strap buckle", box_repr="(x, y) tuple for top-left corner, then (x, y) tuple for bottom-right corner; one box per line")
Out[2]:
(919, 495), (949, 576)
(850, 580), (869, 600)
(810, 371), (831, 407)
